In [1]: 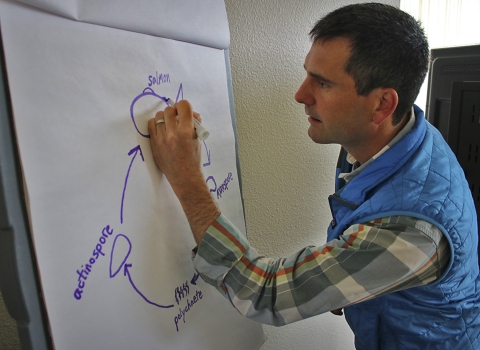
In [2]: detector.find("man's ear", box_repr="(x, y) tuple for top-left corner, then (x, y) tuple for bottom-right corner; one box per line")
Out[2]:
(372, 88), (398, 125)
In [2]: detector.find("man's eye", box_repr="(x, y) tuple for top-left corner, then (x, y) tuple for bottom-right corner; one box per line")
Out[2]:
(318, 81), (329, 88)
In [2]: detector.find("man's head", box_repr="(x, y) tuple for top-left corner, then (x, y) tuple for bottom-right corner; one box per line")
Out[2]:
(309, 3), (429, 125)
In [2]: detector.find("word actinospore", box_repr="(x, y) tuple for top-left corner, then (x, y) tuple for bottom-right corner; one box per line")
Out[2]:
(73, 225), (114, 300)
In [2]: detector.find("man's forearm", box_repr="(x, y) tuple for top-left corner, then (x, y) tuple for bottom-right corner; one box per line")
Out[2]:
(174, 177), (221, 244)
(148, 100), (221, 244)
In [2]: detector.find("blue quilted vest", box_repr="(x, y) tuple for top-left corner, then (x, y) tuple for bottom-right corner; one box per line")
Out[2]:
(327, 106), (480, 349)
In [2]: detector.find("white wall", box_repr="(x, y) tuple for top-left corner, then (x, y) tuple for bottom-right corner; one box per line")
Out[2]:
(0, 0), (399, 349)
(223, 0), (398, 349)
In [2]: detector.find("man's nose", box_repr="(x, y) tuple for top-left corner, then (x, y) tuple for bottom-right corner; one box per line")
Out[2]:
(294, 79), (313, 106)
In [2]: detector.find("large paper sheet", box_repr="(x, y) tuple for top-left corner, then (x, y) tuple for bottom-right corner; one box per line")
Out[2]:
(14, 0), (230, 49)
(0, 1), (265, 349)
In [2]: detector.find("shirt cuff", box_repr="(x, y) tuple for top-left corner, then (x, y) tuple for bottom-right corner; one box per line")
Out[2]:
(191, 213), (250, 294)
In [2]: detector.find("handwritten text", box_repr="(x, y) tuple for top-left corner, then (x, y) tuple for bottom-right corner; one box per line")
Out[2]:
(174, 289), (203, 332)
(148, 71), (170, 87)
(73, 225), (114, 300)
(217, 172), (233, 199)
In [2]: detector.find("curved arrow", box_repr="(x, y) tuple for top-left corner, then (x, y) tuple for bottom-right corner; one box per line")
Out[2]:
(120, 145), (144, 224)
(110, 234), (174, 309)
(124, 264), (174, 309)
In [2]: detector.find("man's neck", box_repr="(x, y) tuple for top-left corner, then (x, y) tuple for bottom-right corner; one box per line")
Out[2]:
(347, 113), (410, 166)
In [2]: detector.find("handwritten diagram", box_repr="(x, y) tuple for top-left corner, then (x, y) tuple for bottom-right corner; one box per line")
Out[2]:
(109, 233), (174, 308)
(72, 78), (235, 332)
(130, 86), (171, 139)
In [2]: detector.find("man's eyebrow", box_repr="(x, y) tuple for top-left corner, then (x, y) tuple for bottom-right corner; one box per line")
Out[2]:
(303, 64), (334, 85)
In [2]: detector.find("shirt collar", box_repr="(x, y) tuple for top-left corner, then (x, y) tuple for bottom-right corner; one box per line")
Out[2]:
(339, 107), (416, 182)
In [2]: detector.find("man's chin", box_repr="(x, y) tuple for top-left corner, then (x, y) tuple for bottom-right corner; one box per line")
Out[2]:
(308, 128), (328, 144)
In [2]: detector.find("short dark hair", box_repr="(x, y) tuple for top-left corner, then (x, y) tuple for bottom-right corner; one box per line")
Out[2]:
(310, 3), (429, 125)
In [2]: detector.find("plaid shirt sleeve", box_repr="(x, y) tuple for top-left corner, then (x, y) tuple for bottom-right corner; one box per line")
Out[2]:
(192, 214), (449, 326)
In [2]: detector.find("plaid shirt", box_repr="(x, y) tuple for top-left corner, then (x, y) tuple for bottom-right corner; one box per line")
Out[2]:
(193, 214), (449, 325)
(192, 109), (450, 325)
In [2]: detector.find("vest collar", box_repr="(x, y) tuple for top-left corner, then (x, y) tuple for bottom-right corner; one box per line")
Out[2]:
(335, 105), (427, 206)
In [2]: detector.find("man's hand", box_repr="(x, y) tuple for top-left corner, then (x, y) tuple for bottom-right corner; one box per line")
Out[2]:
(148, 100), (220, 244)
(148, 100), (201, 187)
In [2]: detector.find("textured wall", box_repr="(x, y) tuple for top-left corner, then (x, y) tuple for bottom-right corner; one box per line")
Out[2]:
(223, 0), (398, 349)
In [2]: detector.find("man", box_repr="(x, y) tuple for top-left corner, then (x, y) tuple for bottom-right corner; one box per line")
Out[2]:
(148, 3), (480, 349)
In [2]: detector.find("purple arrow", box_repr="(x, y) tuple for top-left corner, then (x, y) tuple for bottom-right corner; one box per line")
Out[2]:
(110, 234), (173, 309)
(120, 145), (144, 224)
(123, 263), (174, 309)
(175, 83), (184, 103)
(202, 140), (211, 167)
(190, 273), (200, 285)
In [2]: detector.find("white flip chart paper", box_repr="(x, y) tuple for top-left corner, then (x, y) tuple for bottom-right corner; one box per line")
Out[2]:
(0, 0), (265, 349)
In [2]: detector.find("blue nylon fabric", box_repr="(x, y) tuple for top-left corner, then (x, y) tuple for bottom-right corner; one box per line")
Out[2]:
(327, 106), (480, 349)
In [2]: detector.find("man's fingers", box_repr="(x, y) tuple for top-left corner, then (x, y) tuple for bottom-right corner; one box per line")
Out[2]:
(155, 111), (166, 125)
(148, 117), (156, 136)
(193, 112), (202, 123)
(149, 111), (166, 137)
(149, 111), (162, 137)
(163, 106), (177, 126)
(164, 100), (201, 126)
(149, 100), (199, 140)
(175, 100), (194, 128)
